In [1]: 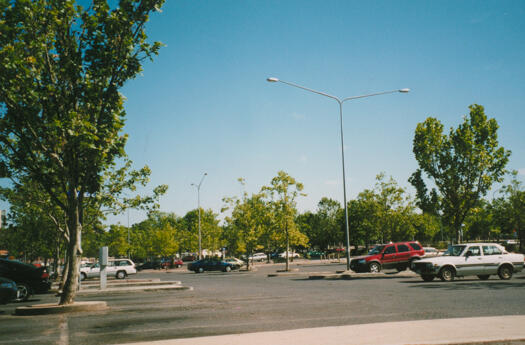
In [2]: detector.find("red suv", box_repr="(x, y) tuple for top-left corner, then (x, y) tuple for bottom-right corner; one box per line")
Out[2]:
(350, 241), (425, 273)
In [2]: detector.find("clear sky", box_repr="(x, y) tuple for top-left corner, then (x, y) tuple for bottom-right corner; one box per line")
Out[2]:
(114, 0), (525, 225)
(11, 1), (525, 225)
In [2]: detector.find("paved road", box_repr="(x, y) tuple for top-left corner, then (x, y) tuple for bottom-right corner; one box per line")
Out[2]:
(1, 261), (524, 345)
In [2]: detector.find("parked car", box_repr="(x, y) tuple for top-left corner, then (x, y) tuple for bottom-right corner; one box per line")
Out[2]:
(188, 258), (240, 273)
(349, 241), (425, 273)
(248, 253), (267, 262)
(181, 254), (197, 262)
(423, 247), (440, 257)
(306, 250), (326, 259)
(80, 259), (137, 280)
(225, 257), (244, 267)
(0, 277), (17, 304)
(412, 243), (525, 282)
(279, 251), (300, 258)
(136, 261), (161, 271)
(0, 258), (51, 302)
(160, 258), (184, 269)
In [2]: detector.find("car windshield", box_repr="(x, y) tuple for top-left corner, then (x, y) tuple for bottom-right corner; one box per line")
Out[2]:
(443, 245), (466, 256)
(368, 246), (384, 255)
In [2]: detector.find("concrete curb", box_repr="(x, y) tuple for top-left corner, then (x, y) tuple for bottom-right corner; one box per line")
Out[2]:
(80, 281), (181, 289)
(77, 284), (193, 295)
(268, 270), (417, 279)
(15, 301), (108, 316)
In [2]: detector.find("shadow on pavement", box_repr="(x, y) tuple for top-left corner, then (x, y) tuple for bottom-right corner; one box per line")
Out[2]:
(401, 280), (525, 290)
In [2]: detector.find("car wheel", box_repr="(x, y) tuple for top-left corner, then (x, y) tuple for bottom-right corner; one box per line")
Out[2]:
(15, 283), (31, 302)
(198, 267), (204, 273)
(80, 272), (87, 281)
(368, 262), (381, 273)
(477, 275), (490, 280)
(177, 264), (182, 268)
(421, 274), (435, 282)
(498, 265), (513, 280)
(224, 266), (231, 272)
(116, 270), (127, 279)
(439, 266), (455, 282)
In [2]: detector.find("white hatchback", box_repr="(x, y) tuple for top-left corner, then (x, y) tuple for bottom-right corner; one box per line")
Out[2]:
(413, 243), (524, 282)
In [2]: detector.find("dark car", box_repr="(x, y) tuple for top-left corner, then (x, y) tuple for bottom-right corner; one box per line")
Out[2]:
(0, 258), (51, 301)
(136, 261), (162, 271)
(182, 254), (197, 262)
(349, 241), (425, 273)
(187, 259), (239, 273)
(0, 277), (17, 304)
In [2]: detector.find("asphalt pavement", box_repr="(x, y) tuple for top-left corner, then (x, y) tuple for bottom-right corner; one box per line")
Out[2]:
(1, 260), (524, 345)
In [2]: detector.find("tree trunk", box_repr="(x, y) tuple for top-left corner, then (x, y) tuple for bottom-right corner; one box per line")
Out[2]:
(59, 199), (82, 305)
(59, 249), (69, 292)
(285, 224), (289, 272)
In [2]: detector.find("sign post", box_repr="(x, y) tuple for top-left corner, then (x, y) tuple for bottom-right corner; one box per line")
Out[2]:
(99, 246), (108, 290)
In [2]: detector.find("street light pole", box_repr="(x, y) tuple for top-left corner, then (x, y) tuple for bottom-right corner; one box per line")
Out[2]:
(192, 173), (207, 260)
(267, 77), (409, 271)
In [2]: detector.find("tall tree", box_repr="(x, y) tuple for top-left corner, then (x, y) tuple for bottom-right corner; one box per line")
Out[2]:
(262, 171), (308, 271)
(0, 0), (165, 305)
(297, 198), (342, 252)
(410, 105), (510, 243)
(181, 209), (223, 256)
(492, 171), (525, 252)
(222, 180), (270, 269)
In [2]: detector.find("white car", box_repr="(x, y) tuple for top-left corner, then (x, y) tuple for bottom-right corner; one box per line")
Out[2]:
(279, 251), (300, 258)
(225, 257), (245, 267)
(248, 253), (267, 262)
(412, 243), (524, 282)
(423, 247), (440, 257)
(80, 259), (137, 280)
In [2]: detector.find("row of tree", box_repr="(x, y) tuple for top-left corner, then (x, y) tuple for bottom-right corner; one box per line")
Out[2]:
(5, 167), (520, 271)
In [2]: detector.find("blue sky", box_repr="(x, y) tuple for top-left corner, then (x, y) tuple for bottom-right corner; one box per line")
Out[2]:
(7, 1), (524, 225)
(115, 0), (525, 225)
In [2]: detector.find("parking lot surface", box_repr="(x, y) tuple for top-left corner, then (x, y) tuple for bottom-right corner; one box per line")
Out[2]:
(1, 261), (524, 345)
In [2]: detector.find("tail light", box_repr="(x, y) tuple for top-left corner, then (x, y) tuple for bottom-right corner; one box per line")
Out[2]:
(41, 272), (49, 279)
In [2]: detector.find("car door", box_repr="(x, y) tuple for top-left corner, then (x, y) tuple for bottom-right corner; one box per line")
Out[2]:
(88, 263), (100, 278)
(457, 245), (483, 276)
(381, 245), (397, 269)
(396, 244), (411, 266)
(482, 245), (503, 275)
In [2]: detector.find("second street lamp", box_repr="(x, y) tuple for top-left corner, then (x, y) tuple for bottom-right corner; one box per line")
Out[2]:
(191, 172), (207, 260)
(267, 77), (409, 271)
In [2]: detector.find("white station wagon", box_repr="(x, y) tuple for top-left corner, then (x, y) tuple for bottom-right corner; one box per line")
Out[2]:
(80, 259), (137, 280)
(412, 243), (524, 282)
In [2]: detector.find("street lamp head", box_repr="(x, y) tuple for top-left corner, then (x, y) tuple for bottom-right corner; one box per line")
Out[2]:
(266, 77), (279, 82)
(399, 88), (410, 93)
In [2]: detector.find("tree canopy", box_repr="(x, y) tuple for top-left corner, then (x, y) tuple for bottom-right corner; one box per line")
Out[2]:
(410, 105), (510, 243)
(0, 0), (165, 304)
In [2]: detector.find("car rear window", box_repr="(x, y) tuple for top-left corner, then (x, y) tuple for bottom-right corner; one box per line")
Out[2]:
(482, 246), (502, 255)
(409, 243), (422, 250)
